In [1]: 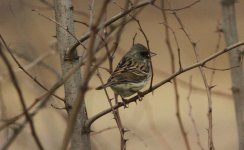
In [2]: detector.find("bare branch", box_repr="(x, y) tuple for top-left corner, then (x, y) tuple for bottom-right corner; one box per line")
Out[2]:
(66, 0), (156, 57)
(0, 43), (43, 149)
(203, 65), (240, 71)
(172, 11), (215, 150)
(160, 1), (190, 149)
(114, 0), (155, 94)
(91, 126), (117, 136)
(0, 35), (64, 102)
(186, 76), (205, 150)
(86, 42), (244, 128)
(209, 20), (223, 86)
(32, 9), (87, 52)
(153, 0), (200, 12)
(61, 1), (111, 149)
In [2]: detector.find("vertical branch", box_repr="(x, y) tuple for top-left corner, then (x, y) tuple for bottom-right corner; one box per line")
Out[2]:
(96, 70), (127, 150)
(113, 0), (129, 150)
(186, 76), (205, 150)
(160, 1), (191, 150)
(60, 1), (110, 150)
(173, 11), (215, 150)
(109, 2), (131, 149)
(209, 22), (222, 86)
(221, 1), (244, 149)
(54, 0), (90, 149)
(114, 95), (127, 150)
(0, 44), (43, 149)
(104, 1), (133, 149)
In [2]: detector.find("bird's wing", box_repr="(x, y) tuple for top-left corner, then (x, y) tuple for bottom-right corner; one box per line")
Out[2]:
(96, 56), (150, 90)
(107, 56), (150, 85)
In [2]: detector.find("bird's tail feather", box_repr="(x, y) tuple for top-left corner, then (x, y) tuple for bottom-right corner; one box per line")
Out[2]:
(95, 83), (109, 90)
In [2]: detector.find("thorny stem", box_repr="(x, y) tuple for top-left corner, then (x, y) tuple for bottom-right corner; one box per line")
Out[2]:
(86, 42), (244, 128)
(172, 11), (215, 150)
(0, 43), (44, 149)
(160, 1), (190, 150)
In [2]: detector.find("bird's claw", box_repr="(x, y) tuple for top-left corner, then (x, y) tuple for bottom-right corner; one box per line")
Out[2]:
(137, 91), (143, 101)
(134, 99), (138, 104)
(121, 98), (129, 108)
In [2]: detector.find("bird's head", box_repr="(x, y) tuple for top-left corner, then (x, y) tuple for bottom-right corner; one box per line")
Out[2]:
(126, 43), (156, 62)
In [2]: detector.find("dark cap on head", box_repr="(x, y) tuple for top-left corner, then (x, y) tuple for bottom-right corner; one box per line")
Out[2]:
(131, 43), (148, 51)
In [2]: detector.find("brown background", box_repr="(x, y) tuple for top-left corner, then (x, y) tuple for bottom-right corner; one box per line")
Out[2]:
(0, 0), (244, 149)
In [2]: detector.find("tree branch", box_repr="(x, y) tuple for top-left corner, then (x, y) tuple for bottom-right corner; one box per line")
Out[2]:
(86, 42), (244, 128)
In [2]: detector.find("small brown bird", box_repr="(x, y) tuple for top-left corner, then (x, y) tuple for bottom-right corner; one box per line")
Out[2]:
(96, 43), (155, 101)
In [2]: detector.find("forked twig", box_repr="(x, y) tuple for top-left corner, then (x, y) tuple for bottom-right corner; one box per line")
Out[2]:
(66, 0), (156, 57)
(160, 1), (190, 149)
(172, 11), (215, 150)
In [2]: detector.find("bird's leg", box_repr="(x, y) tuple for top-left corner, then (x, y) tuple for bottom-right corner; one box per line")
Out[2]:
(120, 97), (129, 108)
(137, 91), (144, 101)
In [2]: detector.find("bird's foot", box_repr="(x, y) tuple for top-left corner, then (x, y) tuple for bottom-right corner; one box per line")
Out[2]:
(121, 98), (129, 108)
(134, 99), (138, 105)
(137, 91), (144, 101)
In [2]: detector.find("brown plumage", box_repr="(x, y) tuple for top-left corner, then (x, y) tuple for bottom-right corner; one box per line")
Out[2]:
(96, 43), (154, 98)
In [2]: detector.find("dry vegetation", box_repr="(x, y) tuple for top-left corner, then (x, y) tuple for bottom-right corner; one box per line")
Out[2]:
(0, 0), (244, 150)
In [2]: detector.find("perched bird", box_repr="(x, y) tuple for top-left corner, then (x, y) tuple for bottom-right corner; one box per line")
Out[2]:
(96, 43), (155, 101)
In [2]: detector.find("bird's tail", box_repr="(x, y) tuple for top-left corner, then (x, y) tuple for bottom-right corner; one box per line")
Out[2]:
(95, 84), (108, 90)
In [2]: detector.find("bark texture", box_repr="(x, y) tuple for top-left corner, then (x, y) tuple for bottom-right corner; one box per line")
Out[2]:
(221, 0), (244, 149)
(54, 0), (91, 149)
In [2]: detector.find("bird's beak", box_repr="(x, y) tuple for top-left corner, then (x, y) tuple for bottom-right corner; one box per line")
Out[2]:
(149, 51), (157, 57)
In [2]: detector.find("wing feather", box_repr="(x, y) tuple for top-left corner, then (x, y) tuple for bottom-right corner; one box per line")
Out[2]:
(107, 56), (150, 86)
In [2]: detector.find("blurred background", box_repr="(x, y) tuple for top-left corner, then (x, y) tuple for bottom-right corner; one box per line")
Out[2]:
(0, 0), (244, 149)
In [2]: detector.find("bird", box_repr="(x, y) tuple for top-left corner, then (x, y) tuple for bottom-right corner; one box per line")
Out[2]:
(96, 43), (155, 102)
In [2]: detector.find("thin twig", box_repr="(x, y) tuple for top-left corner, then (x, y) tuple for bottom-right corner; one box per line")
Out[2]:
(172, 11), (215, 150)
(91, 126), (117, 136)
(86, 42), (244, 128)
(203, 65), (240, 71)
(74, 19), (89, 27)
(0, 35), (64, 102)
(32, 9), (87, 51)
(114, 0), (155, 93)
(106, 2), (131, 149)
(115, 47), (232, 99)
(0, 35), (64, 132)
(1, 22), (116, 148)
(96, 70), (125, 139)
(186, 76), (205, 150)
(160, 1), (190, 150)
(0, 97), (40, 132)
(209, 20), (223, 86)
(0, 49), (56, 76)
(66, 0), (156, 56)
(135, 18), (155, 92)
(132, 32), (137, 45)
(159, 22), (182, 70)
(0, 43), (43, 149)
(153, 0), (200, 12)
(12, 49), (61, 80)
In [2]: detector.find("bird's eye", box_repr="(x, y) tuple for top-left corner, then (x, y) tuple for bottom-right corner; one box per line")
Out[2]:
(140, 51), (150, 57)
